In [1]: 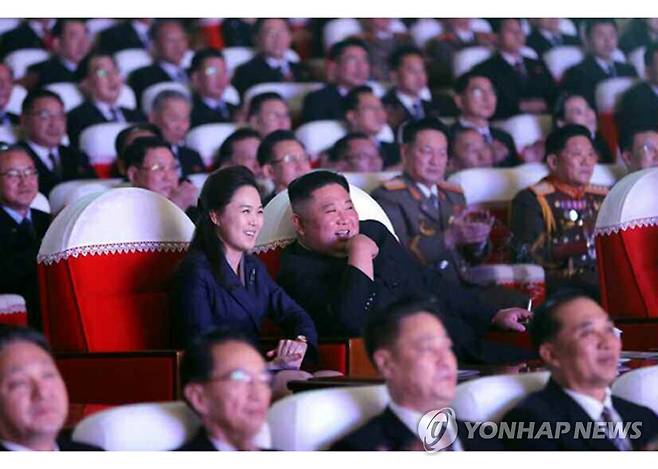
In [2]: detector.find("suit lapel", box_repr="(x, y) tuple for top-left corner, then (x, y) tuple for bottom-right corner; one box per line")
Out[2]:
(403, 174), (441, 224)
(379, 407), (419, 450)
(221, 256), (262, 329)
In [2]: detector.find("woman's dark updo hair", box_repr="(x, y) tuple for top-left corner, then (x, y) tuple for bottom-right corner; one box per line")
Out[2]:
(190, 166), (261, 284)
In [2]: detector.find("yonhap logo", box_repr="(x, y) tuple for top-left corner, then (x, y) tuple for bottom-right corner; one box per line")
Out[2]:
(417, 407), (458, 452)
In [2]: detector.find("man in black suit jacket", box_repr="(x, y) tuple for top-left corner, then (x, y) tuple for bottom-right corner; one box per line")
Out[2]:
(19, 89), (96, 196)
(502, 290), (658, 450)
(96, 19), (152, 54)
(189, 49), (238, 128)
(562, 19), (637, 111)
(0, 65), (19, 131)
(301, 38), (371, 123)
(526, 18), (581, 57)
(472, 18), (557, 120)
(67, 52), (145, 148)
(331, 298), (501, 451)
(0, 325), (102, 451)
(176, 330), (272, 451)
(231, 18), (308, 97)
(0, 19), (53, 60)
(619, 125), (658, 173)
(128, 20), (190, 104)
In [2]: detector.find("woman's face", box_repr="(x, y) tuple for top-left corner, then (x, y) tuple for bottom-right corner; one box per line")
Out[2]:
(212, 186), (264, 254)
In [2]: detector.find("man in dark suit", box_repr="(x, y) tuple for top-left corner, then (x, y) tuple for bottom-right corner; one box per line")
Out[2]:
(324, 132), (383, 172)
(128, 19), (190, 104)
(472, 18), (557, 120)
(96, 18), (152, 54)
(277, 170), (533, 364)
(189, 48), (238, 128)
(23, 19), (91, 91)
(332, 298), (501, 451)
(232, 18), (309, 97)
(562, 19), (637, 111)
(148, 89), (205, 176)
(526, 18), (581, 57)
(0, 325), (101, 451)
(451, 72), (519, 167)
(616, 43), (658, 141)
(0, 146), (50, 329)
(67, 52), (145, 149)
(214, 127), (262, 176)
(619, 18), (658, 55)
(247, 92), (292, 138)
(0, 65), (19, 133)
(18, 89), (96, 196)
(301, 38), (371, 123)
(502, 290), (658, 450)
(177, 329), (271, 451)
(619, 125), (658, 173)
(0, 19), (54, 60)
(257, 130), (310, 205)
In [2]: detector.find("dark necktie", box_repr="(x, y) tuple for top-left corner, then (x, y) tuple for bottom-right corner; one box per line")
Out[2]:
(18, 217), (36, 241)
(514, 59), (527, 79)
(428, 192), (440, 215)
(600, 407), (632, 451)
(412, 101), (424, 120)
(48, 152), (63, 179)
(109, 107), (121, 123)
(552, 34), (562, 46)
(607, 63), (617, 78)
(215, 101), (229, 120)
(481, 130), (493, 144)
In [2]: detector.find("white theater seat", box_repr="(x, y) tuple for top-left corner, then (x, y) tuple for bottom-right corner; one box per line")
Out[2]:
(222, 85), (240, 106)
(4, 48), (50, 80)
(185, 123), (238, 168)
(448, 167), (522, 206)
(323, 18), (363, 51)
(470, 18), (493, 34)
(543, 46), (584, 82)
(30, 192), (51, 214)
(5, 84), (27, 116)
(494, 113), (552, 153)
(452, 372), (550, 422)
(78, 122), (133, 175)
(295, 120), (347, 157)
(0, 19), (20, 36)
(45, 82), (84, 112)
(595, 77), (638, 114)
(0, 125), (18, 144)
(612, 365), (658, 415)
(48, 179), (121, 214)
(268, 385), (389, 450)
(410, 18), (443, 48)
(116, 84), (138, 110)
(0, 294), (27, 326)
(141, 81), (191, 115)
(86, 18), (117, 40)
(223, 47), (256, 77)
(452, 46), (493, 79)
(115, 48), (153, 79)
(558, 18), (577, 36)
(628, 46), (646, 79)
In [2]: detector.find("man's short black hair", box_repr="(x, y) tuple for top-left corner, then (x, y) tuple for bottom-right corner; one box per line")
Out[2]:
(180, 328), (254, 388)
(552, 92), (589, 125)
(0, 325), (52, 356)
(247, 92), (286, 119)
(215, 127), (261, 167)
(75, 50), (116, 82)
(363, 297), (443, 364)
(343, 85), (374, 115)
(51, 18), (87, 38)
(123, 136), (171, 168)
(256, 129), (299, 166)
(544, 124), (593, 157)
(448, 126), (481, 158)
(328, 37), (370, 61)
(528, 288), (600, 350)
(288, 170), (350, 212)
(114, 123), (162, 157)
(189, 48), (225, 75)
(388, 45), (423, 70)
(400, 117), (449, 145)
(329, 132), (370, 163)
(585, 18), (618, 38)
(454, 71), (491, 95)
(620, 124), (658, 152)
(21, 89), (64, 115)
(644, 42), (658, 67)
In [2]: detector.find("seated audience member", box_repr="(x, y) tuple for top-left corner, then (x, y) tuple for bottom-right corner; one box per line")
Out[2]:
(0, 65), (18, 131)
(171, 166), (317, 359)
(18, 90), (96, 196)
(277, 170), (532, 363)
(96, 18), (153, 54)
(149, 90), (205, 176)
(344, 86), (400, 168)
(0, 146), (50, 329)
(222, 18), (256, 47)
(0, 325), (101, 451)
(257, 130), (311, 205)
(247, 92), (292, 138)
(232, 18), (309, 97)
(128, 19), (190, 103)
(67, 51), (146, 148)
(526, 18), (581, 57)
(620, 125), (658, 173)
(177, 329), (272, 451)
(358, 18), (410, 82)
(382, 45), (454, 132)
(619, 18), (658, 55)
(214, 127), (262, 177)
(510, 125), (606, 294)
(447, 127), (494, 173)
(472, 18), (557, 119)
(553, 93), (613, 163)
(502, 290), (658, 450)
(324, 132), (383, 172)
(114, 122), (162, 177)
(0, 19), (54, 60)
(189, 48), (238, 128)
(615, 43), (658, 140)
(451, 72), (519, 167)
(562, 19), (637, 111)
(124, 137), (198, 215)
(332, 298), (499, 451)
(301, 38), (371, 123)
(24, 19), (91, 90)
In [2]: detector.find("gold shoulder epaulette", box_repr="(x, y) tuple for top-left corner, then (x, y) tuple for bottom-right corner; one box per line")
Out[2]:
(586, 184), (609, 196)
(382, 178), (407, 191)
(529, 180), (556, 196)
(436, 180), (463, 194)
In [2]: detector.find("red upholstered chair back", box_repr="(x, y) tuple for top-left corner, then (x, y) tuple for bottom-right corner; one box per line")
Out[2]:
(37, 188), (195, 352)
(0, 294), (28, 326)
(595, 168), (658, 319)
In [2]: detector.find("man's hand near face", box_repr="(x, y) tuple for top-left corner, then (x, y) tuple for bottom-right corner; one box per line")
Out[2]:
(346, 233), (379, 280)
(169, 180), (198, 211)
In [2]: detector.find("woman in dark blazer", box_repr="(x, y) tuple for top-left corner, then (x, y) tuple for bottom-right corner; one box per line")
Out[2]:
(173, 166), (317, 370)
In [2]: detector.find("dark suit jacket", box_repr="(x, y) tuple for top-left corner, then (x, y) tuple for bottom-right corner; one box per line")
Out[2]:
(222, 19), (254, 47)
(381, 88), (457, 133)
(18, 141), (97, 196)
(619, 19), (658, 54)
(331, 406), (501, 451)
(67, 101), (146, 149)
(450, 121), (519, 167)
(562, 55), (637, 110)
(26, 56), (76, 89)
(96, 21), (148, 54)
(615, 82), (658, 143)
(502, 378), (658, 451)
(173, 145), (206, 176)
(526, 29), (581, 57)
(0, 433), (101, 451)
(232, 54), (309, 96)
(593, 131), (614, 164)
(172, 249), (318, 349)
(190, 94), (238, 128)
(301, 84), (345, 123)
(0, 22), (45, 59)
(128, 63), (175, 105)
(379, 141), (401, 168)
(472, 52), (557, 119)
(176, 429), (217, 451)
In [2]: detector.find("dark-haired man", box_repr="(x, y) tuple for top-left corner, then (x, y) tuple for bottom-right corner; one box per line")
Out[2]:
(619, 125), (658, 173)
(326, 132), (383, 173)
(189, 48), (238, 128)
(257, 130), (310, 205)
(96, 19), (152, 54)
(214, 127), (262, 176)
(247, 92), (292, 138)
(502, 290), (658, 450)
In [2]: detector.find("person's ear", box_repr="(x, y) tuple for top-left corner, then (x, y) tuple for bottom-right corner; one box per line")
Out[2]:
(620, 149), (632, 168)
(538, 342), (558, 369)
(373, 349), (394, 379)
(345, 110), (357, 127)
(190, 70), (201, 90)
(546, 153), (559, 172)
(291, 212), (305, 237)
(391, 69), (400, 87)
(454, 94), (464, 111)
(183, 384), (209, 417)
(261, 163), (274, 180)
(126, 166), (138, 184)
(209, 210), (220, 226)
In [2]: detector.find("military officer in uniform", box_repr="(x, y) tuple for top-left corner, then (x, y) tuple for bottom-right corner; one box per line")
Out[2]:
(510, 124), (607, 294)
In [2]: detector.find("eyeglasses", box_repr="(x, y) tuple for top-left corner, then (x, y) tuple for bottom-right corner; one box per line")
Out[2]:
(139, 162), (181, 174)
(28, 110), (66, 121)
(271, 153), (309, 165)
(639, 143), (658, 157)
(0, 167), (39, 180)
(209, 368), (273, 386)
(94, 67), (119, 78)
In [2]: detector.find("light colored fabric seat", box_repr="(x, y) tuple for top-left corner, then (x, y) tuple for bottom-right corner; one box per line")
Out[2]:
(185, 123), (238, 169)
(612, 365), (658, 415)
(5, 48), (50, 79)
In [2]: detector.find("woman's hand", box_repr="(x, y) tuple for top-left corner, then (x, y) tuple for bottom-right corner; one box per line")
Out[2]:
(266, 337), (308, 370)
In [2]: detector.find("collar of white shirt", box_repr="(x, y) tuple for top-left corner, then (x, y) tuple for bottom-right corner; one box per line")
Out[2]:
(415, 181), (439, 199)
(209, 436), (237, 451)
(539, 29), (560, 42)
(93, 100), (121, 120)
(265, 56), (289, 73)
(1, 205), (32, 224)
(594, 56), (615, 73)
(395, 90), (423, 116)
(159, 61), (186, 80)
(132, 20), (150, 38)
(388, 400), (462, 450)
(28, 20), (55, 39)
(562, 386), (620, 422)
(459, 117), (491, 137)
(0, 439), (59, 451)
(27, 140), (59, 171)
(202, 96), (225, 110)
(455, 29), (475, 43)
(501, 51), (524, 67)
